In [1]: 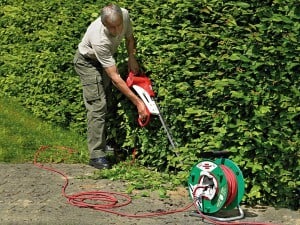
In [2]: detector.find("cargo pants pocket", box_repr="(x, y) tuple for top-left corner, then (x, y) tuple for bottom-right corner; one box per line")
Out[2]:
(80, 74), (103, 102)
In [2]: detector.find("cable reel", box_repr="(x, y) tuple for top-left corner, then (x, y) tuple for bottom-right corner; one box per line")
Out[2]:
(188, 158), (245, 222)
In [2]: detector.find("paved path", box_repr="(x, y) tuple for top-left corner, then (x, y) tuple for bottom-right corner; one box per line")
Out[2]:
(0, 163), (299, 225)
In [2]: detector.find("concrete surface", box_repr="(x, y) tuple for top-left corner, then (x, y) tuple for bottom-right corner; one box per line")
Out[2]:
(0, 163), (299, 225)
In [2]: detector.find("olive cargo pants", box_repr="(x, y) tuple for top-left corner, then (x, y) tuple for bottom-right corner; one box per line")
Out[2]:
(73, 51), (111, 159)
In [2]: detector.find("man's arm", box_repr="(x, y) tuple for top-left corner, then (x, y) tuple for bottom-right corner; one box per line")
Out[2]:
(104, 65), (148, 120)
(126, 34), (139, 73)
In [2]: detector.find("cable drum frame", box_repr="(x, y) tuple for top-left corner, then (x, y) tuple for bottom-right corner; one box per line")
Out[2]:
(188, 158), (245, 222)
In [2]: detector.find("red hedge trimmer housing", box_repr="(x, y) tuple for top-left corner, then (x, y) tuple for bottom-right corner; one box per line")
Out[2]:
(126, 71), (159, 127)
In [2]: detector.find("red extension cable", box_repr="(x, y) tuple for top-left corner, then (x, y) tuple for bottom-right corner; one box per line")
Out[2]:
(220, 164), (238, 207)
(33, 145), (282, 225)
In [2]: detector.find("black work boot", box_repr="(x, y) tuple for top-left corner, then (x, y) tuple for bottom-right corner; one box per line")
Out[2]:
(89, 157), (111, 169)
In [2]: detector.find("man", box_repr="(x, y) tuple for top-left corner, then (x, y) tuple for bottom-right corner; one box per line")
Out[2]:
(74, 4), (148, 169)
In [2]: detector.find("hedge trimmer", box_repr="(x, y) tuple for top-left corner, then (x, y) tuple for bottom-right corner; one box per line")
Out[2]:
(126, 71), (176, 149)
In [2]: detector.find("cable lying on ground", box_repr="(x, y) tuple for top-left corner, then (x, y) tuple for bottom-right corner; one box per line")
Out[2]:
(33, 145), (282, 225)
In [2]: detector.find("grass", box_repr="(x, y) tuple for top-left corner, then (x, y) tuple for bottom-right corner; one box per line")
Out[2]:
(0, 96), (89, 163)
(0, 96), (186, 196)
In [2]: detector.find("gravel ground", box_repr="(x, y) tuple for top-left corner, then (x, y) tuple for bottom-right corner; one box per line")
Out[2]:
(0, 163), (299, 225)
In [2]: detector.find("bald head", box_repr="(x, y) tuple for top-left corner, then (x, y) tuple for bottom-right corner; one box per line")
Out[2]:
(100, 4), (123, 37)
(101, 4), (123, 25)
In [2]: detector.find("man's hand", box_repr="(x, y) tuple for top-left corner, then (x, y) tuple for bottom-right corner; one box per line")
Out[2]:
(128, 55), (139, 74)
(136, 99), (148, 122)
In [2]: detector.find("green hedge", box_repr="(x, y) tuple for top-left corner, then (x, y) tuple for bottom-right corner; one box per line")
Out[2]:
(1, 0), (299, 209)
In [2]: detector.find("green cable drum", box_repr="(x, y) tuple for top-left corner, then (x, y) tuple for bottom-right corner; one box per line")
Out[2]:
(188, 160), (228, 214)
(188, 158), (245, 214)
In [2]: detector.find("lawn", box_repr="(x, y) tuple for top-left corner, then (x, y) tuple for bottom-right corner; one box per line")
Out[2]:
(0, 96), (88, 163)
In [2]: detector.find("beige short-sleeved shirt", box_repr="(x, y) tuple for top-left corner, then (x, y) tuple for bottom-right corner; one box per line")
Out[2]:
(78, 8), (133, 68)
